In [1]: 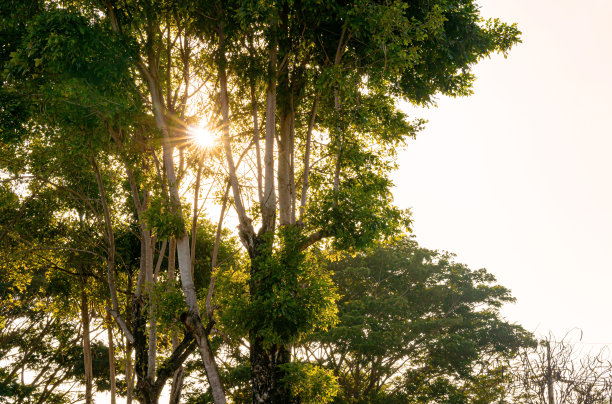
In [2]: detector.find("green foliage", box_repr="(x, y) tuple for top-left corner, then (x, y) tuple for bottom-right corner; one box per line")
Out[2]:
(252, 229), (338, 346)
(307, 165), (412, 250)
(0, 0), (524, 402)
(148, 279), (187, 331)
(4, 7), (138, 120)
(0, 0), (42, 143)
(216, 227), (338, 346)
(299, 237), (534, 403)
(281, 362), (340, 404)
(0, 253), (114, 403)
(142, 197), (187, 240)
(190, 217), (240, 292)
(214, 262), (250, 338)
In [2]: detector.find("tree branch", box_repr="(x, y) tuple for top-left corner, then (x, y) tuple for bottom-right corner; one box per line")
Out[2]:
(153, 333), (197, 394)
(298, 93), (319, 223)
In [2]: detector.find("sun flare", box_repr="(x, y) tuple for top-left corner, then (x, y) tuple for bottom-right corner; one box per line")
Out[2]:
(188, 125), (216, 150)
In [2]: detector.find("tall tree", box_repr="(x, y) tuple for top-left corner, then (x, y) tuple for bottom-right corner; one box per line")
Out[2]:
(0, 4), (223, 402)
(1, 1), (521, 403)
(299, 237), (535, 403)
(197, 1), (521, 402)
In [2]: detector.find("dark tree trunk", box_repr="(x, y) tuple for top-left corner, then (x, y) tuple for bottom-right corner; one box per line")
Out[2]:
(107, 313), (117, 404)
(138, 383), (158, 404)
(133, 296), (150, 403)
(249, 245), (296, 404)
(126, 340), (134, 404)
(250, 337), (294, 404)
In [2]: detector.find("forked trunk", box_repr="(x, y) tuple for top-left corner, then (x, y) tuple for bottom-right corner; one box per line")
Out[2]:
(139, 384), (159, 404)
(168, 239), (186, 404)
(169, 366), (185, 404)
(133, 294), (149, 402)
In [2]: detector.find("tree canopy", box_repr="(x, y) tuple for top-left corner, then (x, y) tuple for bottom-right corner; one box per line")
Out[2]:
(303, 237), (534, 403)
(0, 0), (523, 403)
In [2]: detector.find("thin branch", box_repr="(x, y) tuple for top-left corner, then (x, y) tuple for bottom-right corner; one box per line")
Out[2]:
(298, 93), (319, 223)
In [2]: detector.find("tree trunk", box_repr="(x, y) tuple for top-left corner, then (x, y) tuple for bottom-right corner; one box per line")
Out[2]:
(139, 384), (159, 404)
(169, 366), (185, 404)
(143, 230), (157, 383)
(249, 9), (297, 402)
(126, 263), (134, 404)
(133, 257), (162, 404)
(80, 286), (93, 404)
(250, 337), (293, 404)
(149, 73), (227, 404)
(168, 239), (185, 404)
(298, 95), (318, 222)
(126, 339), (134, 404)
(277, 109), (294, 226)
(107, 313), (117, 404)
(277, 8), (295, 227)
(261, 34), (278, 234)
(249, 247), (296, 404)
(133, 293), (149, 403)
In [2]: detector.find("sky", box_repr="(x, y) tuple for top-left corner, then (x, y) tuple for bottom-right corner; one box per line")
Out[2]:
(393, 0), (612, 344)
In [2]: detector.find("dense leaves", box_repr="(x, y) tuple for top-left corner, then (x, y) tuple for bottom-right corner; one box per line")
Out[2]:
(298, 238), (534, 403)
(0, 0), (523, 403)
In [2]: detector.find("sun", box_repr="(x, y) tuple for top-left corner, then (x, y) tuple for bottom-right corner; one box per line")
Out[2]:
(188, 125), (216, 150)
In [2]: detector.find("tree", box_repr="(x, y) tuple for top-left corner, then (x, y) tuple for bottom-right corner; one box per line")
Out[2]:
(0, 1), (236, 401)
(0, 181), (120, 403)
(294, 237), (534, 403)
(198, 2), (521, 402)
(1, 1), (522, 403)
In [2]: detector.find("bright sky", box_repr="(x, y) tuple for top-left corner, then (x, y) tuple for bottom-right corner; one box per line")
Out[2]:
(394, 0), (612, 344)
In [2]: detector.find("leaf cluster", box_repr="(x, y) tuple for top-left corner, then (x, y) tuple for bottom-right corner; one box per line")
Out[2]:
(300, 237), (534, 403)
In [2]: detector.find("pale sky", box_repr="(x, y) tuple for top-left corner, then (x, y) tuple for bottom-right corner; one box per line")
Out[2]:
(394, 0), (612, 343)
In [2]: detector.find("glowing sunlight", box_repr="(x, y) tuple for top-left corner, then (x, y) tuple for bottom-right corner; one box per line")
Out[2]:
(188, 125), (217, 150)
